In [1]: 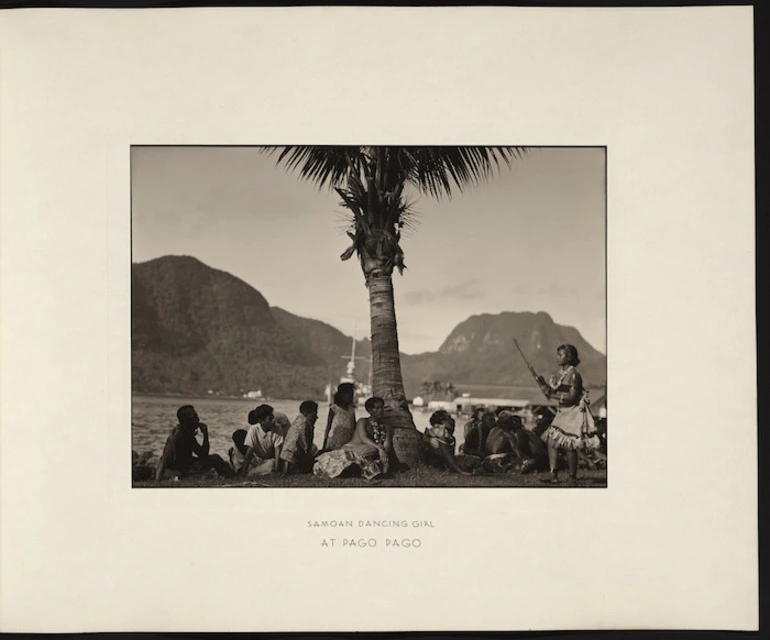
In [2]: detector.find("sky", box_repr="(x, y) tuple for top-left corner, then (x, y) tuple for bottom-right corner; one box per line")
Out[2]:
(132, 147), (606, 355)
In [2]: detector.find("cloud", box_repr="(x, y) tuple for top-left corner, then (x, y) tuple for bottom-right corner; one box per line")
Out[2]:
(508, 283), (536, 295)
(504, 283), (577, 298)
(440, 279), (485, 300)
(404, 289), (436, 305)
(542, 283), (576, 297)
(403, 279), (485, 305)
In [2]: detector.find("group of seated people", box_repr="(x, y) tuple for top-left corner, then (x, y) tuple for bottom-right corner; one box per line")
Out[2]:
(152, 382), (395, 482)
(469, 406), (606, 472)
(150, 385), (607, 483)
(153, 401), (322, 481)
(422, 406), (557, 475)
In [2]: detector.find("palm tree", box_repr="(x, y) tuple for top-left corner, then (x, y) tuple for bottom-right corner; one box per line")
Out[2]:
(266, 146), (524, 466)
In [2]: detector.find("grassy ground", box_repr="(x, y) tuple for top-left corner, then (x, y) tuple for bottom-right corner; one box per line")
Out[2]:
(134, 466), (607, 489)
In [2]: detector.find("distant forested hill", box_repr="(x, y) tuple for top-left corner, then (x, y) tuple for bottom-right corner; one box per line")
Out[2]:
(131, 256), (605, 399)
(401, 311), (606, 396)
(132, 256), (328, 398)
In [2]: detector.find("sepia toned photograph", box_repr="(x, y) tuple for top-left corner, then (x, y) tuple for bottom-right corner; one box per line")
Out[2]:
(0, 5), (757, 634)
(132, 145), (607, 488)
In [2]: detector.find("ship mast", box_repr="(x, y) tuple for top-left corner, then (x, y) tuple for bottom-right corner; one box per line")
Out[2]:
(340, 324), (368, 386)
(347, 337), (356, 377)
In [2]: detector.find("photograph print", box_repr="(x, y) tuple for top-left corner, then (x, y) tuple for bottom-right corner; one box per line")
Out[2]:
(131, 145), (607, 488)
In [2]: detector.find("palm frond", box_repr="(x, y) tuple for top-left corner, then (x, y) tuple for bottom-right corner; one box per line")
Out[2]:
(267, 145), (527, 273)
(398, 201), (421, 236)
(401, 146), (527, 199)
(265, 145), (527, 200)
(262, 146), (360, 189)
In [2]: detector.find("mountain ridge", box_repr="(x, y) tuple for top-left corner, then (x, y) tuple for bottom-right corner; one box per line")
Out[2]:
(132, 256), (606, 399)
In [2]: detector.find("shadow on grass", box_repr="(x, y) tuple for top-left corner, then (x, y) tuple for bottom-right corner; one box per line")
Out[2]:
(133, 466), (608, 489)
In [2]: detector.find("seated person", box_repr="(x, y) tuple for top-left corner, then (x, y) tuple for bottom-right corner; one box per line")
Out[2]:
(461, 410), (495, 458)
(314, 396), (392, 482)
(459, 408), (486, 455)
(280, 400), (320, 474)
(228, 428), (249, 475)
(273, 411), (291, 438)
(576, 417), (607, 470)
(322, 382), (357, 451)
(596, 418), (608, 454)
(423, 410), (472, 475)
(509, 414), (549, 474)
(483, 410), (524, 473)
(531, 407), (553, 439)
(155, 405), (234, 481)
(239, 404), (284, 476)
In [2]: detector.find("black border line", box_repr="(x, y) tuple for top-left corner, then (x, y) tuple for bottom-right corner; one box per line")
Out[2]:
(0, 0), (757, 8)
(130, 145), (609, 490)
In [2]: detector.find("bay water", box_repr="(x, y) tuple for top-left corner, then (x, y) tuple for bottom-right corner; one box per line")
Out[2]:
(132, 394), (447, 461)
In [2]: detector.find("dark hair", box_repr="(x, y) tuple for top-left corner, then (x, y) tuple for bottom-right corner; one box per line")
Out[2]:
(364, 396), (385, 413)
(429, 409), (452, 426)
(497, 410), (522, 430)
(334, 383), (355, 408)
(231, 429), (248, 454)
(177, 405), (196, 423)
(535, 409), (553, 426)
(299, 400), (318, 415)
(558, 343), (581, 366)
(248, 404), (274, 425)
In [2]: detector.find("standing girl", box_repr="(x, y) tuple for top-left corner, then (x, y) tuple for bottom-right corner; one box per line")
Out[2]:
(537, 344), (601, 486)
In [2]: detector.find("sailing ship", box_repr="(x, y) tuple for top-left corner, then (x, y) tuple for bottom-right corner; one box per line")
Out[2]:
(324, 335), (372, 406)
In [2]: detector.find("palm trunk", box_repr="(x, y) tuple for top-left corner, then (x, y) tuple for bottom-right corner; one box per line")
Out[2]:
(367, 271), (424, 468)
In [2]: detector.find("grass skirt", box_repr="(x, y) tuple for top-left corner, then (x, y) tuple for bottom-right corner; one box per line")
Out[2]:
(542, 404), (601, 451)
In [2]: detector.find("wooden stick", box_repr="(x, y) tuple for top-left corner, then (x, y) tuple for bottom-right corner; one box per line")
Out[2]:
(512, 338), (556, 413)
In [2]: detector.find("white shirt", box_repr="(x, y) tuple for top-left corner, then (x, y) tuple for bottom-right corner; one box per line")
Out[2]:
(244, 423), (284, 460)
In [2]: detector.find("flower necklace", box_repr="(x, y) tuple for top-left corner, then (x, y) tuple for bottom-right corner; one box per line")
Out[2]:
(370, 419), (387, 445)
(552, 365), (574, 389)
